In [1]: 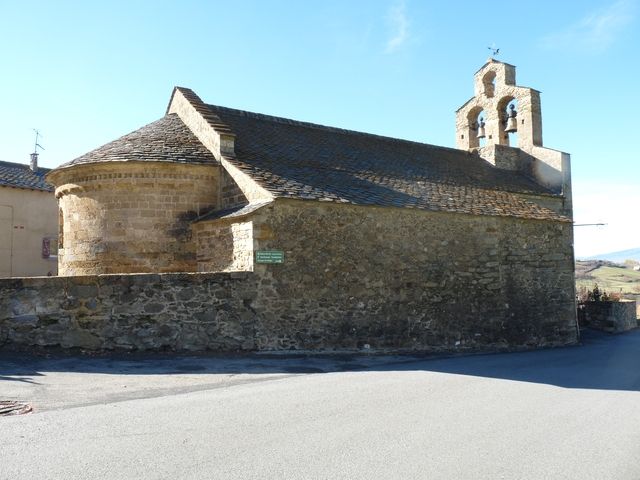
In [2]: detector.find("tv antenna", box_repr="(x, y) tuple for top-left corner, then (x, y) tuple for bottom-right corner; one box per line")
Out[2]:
(33, 129), (45, 154)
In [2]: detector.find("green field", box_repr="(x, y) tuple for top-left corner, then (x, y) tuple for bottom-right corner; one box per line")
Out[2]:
(576, 263), (640, 296)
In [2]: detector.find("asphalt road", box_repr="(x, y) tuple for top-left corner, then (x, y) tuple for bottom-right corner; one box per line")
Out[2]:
(2, 329), (640, 479)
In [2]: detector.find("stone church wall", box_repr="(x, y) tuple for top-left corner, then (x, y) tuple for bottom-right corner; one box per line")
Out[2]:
(0, 200), (578, 353)
(194, 219), (254, 272)
(52, 162), (220, 275)
(248, 200), (577, 351)
(220, 169), (248, 209)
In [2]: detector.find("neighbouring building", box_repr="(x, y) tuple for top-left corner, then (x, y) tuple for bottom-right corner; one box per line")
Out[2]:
(0, 156), (58, 277)
(38, 59), (577, 351)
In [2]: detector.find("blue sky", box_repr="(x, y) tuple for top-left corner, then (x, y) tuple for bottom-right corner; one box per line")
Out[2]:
(1, 0), (638, 257)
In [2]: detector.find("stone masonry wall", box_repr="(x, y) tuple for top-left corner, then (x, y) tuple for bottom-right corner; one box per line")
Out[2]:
(578, 301), (637, 333)
(0, 273), (257, 351)
(477, 145), (572, 218)
(53, 162), (219, 275)
(248, 200), (577, 351)
(0, 199), (578, 354)
(194, 220), (254, 273)
(220, 169), (248, 209)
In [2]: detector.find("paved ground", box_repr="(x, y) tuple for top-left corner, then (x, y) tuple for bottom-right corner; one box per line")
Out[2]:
(1, 329), (640, 479)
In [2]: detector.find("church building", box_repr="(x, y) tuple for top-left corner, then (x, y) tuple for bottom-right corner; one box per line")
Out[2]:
(45, 60), (577, 351)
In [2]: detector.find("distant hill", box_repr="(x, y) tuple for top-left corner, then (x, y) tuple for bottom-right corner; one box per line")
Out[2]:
(575, 259), (640, 297)
(581, 248), (640, 263)
(575, 260), (621, 279)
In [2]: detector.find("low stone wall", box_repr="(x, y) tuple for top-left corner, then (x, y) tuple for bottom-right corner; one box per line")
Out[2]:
(578, 301), (638, 333)
(0, 273), (258, 351)
(0, 266), (577, 354)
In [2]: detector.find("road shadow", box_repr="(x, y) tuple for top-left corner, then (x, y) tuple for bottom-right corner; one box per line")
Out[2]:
(1, 329), (639, 392)
(376, 328), (640, 392)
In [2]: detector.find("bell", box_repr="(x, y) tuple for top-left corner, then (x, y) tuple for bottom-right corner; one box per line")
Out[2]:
(476, 118), (486, 139)
(505, 104), (517, 133)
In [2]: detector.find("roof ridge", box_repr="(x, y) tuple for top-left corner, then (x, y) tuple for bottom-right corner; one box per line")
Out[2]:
(207, 103), (468, 156)
(172, 88), (234, 136)
(0, 160), (51, 172)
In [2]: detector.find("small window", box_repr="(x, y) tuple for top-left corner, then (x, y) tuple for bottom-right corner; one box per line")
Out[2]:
(58, 208), (64, 249)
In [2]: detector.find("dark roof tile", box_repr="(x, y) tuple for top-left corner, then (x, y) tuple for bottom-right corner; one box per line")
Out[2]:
(0, 161), (53, 192)
(207, 104), (568, 222)
(58, 114), (217, 168)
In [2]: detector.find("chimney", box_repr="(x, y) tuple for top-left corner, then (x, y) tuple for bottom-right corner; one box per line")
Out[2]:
(30, 152), (38, 172)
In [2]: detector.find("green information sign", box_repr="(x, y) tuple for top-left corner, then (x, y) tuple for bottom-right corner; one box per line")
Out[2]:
(255, 250), (285, 264)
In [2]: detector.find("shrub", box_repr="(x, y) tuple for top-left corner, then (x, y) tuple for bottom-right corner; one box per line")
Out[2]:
(578, 283), (621, 303)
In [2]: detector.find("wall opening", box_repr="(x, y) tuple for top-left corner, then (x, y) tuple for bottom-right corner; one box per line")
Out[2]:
(498, 96), (518, 147)
(467, 107), (485, 149)
(482, 71), (496, 98)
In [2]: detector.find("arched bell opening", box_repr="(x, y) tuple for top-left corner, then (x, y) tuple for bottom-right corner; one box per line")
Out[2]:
(466, 107), (485, 149)
(497, 96), (518, 147)
(482, 71), (496, 98)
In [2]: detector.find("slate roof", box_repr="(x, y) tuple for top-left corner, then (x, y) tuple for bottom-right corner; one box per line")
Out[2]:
(0, 160), (53, 192)
(57, 114), (217, 168)
(206, 104), (569, 222)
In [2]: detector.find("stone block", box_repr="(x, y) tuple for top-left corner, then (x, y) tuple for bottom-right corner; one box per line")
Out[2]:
(9, 315), (39, 327)
(144, 303), (165, 314)
(70, 284), (98, 297)
(61, 330), (102, 349)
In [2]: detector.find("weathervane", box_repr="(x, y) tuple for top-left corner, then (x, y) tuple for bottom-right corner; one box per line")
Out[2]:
(487, 44), (500, 58)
